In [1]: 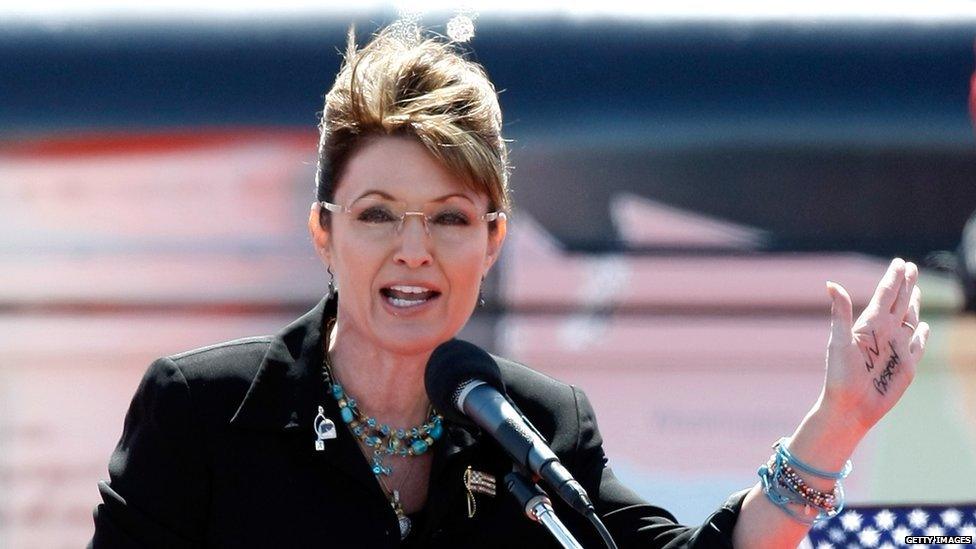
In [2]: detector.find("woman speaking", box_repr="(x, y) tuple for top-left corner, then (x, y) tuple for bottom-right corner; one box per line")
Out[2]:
(89, 25), (930, 548)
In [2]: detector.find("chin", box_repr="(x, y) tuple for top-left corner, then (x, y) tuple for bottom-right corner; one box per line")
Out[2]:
(372, 324), (457, 357)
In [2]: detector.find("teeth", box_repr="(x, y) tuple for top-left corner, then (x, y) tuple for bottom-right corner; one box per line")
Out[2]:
(389, 285), (430, 294)
(389, 296), (429, 308)
(383, 285), (438, 309)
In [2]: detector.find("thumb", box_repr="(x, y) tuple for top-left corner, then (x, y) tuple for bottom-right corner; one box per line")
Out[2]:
(826, 281), (854, 346)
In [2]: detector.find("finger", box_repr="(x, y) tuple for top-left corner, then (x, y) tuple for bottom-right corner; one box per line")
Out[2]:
(870, 257), (906, 314)
(910, 321), (931, 358)
(891, 261), (918, 318)
(903, 285), (921, 327)
(826, 281), (854, 347)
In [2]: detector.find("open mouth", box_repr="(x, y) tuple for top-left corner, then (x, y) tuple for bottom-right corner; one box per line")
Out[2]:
(380, 285), (442, 309)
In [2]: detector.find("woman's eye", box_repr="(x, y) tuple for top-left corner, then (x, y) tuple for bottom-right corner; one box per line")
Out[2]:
(432, 211), (470, 226)
(357, 207), (397, 223)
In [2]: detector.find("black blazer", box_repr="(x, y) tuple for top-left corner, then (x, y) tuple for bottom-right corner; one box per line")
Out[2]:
(89, 296), (748, 548)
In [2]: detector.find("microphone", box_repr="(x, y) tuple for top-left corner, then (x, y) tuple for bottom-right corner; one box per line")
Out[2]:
(424, 339), (595, 517)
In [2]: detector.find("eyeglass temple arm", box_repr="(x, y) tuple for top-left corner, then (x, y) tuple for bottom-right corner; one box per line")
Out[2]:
(319, 201), (344, 213)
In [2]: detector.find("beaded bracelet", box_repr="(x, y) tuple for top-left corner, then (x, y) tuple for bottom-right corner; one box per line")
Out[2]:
(759, 454), (846, 523)
(777, 458), (839, 512)
(759, 464), (816, 524)
(757, 437), (852, 525)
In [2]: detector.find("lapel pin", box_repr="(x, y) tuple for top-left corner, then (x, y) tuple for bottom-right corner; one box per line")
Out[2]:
(314, 405), (337, 451)
(463, 466), (497, 518)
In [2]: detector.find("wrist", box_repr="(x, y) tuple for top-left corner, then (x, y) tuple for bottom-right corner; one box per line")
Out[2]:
(809, 397), (871, 446)
(783, 405), (864, 490)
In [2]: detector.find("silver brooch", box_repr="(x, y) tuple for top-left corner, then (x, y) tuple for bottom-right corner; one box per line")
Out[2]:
(314, 405), (336, 451)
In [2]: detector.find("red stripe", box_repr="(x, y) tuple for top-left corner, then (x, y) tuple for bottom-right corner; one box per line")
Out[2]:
(1, 127), (315, 158)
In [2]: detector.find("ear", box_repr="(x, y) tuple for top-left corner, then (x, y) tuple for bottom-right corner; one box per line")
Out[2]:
(308, 202), (332, 265)
(483, 212), (508, 275)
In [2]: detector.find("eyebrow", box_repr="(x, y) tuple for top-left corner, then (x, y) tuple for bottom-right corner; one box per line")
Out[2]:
(353, 190), (475, 204)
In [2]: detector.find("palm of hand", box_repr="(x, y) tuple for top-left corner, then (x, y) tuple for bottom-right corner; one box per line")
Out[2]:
(823, 259), (930, 435)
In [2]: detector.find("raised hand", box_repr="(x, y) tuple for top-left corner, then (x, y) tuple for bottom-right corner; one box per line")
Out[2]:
(822, 258), (931, 435)
(731, 258), (934, 549)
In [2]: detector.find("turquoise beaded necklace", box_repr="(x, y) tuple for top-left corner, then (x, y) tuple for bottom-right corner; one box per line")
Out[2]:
(324, 367), (444, 474)
(321, 321), (444, 539)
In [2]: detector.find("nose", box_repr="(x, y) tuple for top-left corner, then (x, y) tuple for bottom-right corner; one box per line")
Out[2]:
(393, 215), (433, 268)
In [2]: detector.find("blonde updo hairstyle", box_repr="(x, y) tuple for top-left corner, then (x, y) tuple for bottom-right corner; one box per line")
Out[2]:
(315, 25), (511, 229)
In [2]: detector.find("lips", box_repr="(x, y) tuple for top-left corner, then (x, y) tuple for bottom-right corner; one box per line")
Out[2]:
(380, 284), (442, 309)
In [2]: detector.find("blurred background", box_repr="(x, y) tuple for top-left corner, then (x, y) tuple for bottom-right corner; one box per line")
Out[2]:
(2, 1), (976, 547)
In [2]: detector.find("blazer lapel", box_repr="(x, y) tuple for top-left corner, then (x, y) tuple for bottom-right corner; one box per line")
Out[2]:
(228, 295), (380, 495)
(419, 417), (487, 538)
(421, 355), (532, 537)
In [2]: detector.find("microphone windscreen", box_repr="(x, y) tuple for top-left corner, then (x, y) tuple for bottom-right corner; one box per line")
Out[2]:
(424, 339), (504, 424)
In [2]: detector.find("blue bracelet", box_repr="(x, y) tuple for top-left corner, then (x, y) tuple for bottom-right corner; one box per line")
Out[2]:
(757, 439), (850, 526)
(758, 457), (846, 525)
(758, 461), (817, 525)
(775, 437), (852, 480)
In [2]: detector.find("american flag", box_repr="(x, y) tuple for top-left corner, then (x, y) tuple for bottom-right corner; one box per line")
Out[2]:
(803, 504), (976, 548)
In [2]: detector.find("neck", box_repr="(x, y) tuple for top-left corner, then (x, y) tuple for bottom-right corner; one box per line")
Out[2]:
(326, 317), (432, 429)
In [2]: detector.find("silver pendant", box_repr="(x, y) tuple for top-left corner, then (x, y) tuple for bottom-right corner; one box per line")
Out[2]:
(398, 514), (411, 540)
(393, 490), (411, 540)
(313, 406), (336, 451)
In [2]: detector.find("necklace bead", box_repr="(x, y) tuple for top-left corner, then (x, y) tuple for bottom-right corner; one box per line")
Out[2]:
(410, 439), (429, 455)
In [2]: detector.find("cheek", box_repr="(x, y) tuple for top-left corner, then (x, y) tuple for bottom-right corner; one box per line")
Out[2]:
(332, 237), (382, 296)
(443, 246), (489, 293)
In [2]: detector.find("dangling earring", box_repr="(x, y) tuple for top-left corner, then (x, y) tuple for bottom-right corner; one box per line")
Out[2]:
(478, 275), (486, 307)
(327, 265), (337, 297)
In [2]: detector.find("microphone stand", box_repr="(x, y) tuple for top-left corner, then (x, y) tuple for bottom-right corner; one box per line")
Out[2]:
(505, 470), (584, 549)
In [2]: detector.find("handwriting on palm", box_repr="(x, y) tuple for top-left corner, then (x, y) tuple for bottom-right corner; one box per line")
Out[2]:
(823, 259), (930, 434)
